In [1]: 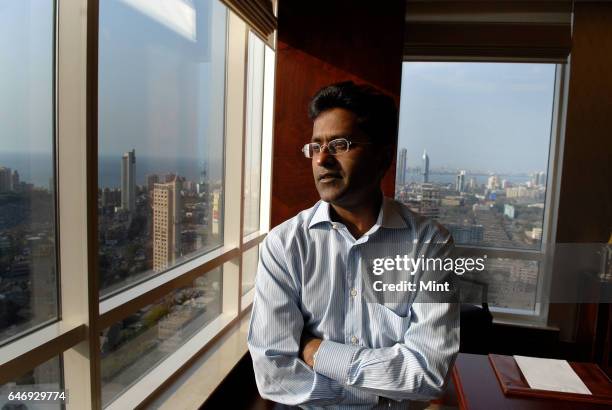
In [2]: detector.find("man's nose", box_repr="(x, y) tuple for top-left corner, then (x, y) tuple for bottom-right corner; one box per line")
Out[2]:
(316, 147), (335, 167)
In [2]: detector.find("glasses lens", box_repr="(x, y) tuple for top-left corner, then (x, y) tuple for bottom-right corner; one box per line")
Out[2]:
(329, 139), (349, 154)
(302, 143), (316, 158)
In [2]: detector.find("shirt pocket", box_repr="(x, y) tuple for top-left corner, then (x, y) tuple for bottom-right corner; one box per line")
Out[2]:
(366, 302), (412, 347)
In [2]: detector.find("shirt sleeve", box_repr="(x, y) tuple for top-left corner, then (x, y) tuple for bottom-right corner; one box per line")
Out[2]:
(247, 233), (379, 407)
(313, 233), (459, 403)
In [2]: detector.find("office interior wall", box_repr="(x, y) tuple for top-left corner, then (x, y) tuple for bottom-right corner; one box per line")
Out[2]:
(270, 0), (405, 227)
(549, 2), (612, 360)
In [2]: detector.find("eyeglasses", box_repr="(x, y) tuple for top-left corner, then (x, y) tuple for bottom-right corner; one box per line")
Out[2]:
(301, 138), (371, 158)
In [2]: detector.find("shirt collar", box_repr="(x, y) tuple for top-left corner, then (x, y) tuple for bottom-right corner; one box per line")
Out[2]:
(308, 197), (407, 230)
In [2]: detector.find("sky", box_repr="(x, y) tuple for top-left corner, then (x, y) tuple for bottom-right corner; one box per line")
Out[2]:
(2, 1), (556, 177)
(0, 0), (54, 155)
(398, 62), (556, 174)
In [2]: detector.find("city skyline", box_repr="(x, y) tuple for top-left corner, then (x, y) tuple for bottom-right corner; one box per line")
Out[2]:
(398, 62), (556, 174)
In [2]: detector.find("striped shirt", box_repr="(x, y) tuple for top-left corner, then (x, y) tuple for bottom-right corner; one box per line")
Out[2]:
(247, 197), (459, 409)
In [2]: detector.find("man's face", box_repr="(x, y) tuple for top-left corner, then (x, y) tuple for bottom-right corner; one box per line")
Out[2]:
(311, 108), (389, 207)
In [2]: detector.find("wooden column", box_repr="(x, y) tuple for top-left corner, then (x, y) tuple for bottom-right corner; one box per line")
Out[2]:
(549, 2), (612, 365)
(271, 0), (405, 227)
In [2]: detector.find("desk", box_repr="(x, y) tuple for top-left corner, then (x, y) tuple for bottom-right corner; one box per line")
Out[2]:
(452, 353), (612, 410)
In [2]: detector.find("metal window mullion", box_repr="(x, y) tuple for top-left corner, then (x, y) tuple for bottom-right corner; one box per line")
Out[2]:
(259, 44), (276, 236)
(55, 0), (99, 408)
(97, 248), (239, 329)
(222, 11), (248, 317)
(536, 62), (570, 323)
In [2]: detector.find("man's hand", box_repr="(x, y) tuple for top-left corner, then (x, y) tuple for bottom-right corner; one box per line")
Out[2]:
(300, 335), (322, 368)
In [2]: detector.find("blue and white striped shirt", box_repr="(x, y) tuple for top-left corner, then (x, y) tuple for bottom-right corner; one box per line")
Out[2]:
(247, 197), (459, 409)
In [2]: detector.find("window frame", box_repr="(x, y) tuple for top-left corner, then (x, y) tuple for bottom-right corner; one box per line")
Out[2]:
(397, 61), (569, 326)
(0, 1), (276, 409)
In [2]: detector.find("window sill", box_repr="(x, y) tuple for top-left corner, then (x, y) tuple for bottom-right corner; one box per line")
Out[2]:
(146, 309), (252, 409)
(0, 322), (87, 385)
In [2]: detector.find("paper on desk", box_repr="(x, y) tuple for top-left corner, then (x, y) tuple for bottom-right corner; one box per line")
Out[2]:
(514, 355), (592, 395)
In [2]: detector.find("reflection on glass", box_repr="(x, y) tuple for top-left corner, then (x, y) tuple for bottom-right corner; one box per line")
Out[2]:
(243, 32), (265, 236)
(98, 0), (228, 295)
(0, 0), (58, 344)
(0, 356), (62, 409)
(241, 245), (259, 296)
(479, 258), (539, 311)
(395, 63), (555, 251)
(100, 267), (222, 405)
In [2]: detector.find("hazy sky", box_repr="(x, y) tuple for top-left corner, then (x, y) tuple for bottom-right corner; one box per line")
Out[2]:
(398, 62), (556, 174)
(2, 2), (556, 177)
(1, 0), (226, 164)
(0, 1), (54, 154)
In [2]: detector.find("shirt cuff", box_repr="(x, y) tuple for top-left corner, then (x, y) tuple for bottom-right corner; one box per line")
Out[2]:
(313, 339), (361, 384)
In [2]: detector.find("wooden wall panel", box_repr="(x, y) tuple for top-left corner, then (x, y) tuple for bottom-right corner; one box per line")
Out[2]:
(271, 0), (405, 227)
(555, 2), (612, 243)
(549, 3), (612, 358)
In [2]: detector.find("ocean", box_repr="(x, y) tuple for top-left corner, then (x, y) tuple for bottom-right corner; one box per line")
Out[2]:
(0, 152), (223, 189)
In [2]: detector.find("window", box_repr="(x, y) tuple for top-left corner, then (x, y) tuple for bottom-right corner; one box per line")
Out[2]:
(243, 31), (266, 237)
(0, 0), (58, 345)
(0, 0), (276, 407)
(101, 267), (222, 405)
(396, 62), (561, 314)
(0, 356), (62, 409)
(241, 244), (260, 296)
(98, 0), (228, 296)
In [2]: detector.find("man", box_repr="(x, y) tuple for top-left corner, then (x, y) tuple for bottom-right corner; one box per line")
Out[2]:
(247, 81), (459, 409)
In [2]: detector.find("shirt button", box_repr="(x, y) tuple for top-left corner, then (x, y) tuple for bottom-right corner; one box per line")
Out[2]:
(331, 223), (338, 229)
(350, 288), (357, 297)
(351, 336), (358, 344)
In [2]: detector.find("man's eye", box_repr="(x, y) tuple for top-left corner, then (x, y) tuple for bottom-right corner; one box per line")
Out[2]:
(331, 140), (348, 150)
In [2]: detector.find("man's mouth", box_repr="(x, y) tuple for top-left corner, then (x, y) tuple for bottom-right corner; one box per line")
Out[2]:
(318, 173), (341, 183)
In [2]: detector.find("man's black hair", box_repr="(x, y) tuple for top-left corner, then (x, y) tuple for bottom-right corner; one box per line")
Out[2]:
(308, 81), (398, 147)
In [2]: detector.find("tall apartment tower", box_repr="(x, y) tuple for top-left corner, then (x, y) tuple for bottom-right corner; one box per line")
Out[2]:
(0, 167), (12, 192)
(397, 148), (407, 186)
(422, 150), (430, 183)
(153, 178), (181, 273)
(456, 170), (466, 192)
(121, 149), (136, 212)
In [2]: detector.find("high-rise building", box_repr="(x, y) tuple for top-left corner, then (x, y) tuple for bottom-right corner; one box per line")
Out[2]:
(468, 177), (477, 191)
(456, 170), (466, 192)
(487, 175), (499, 190)
(538, 171), (546, 187)
(422, 150), (429, 183)
(11, 170), (20, 192)
(0, 167), (12, 192)
(146, 174), (159, 193)
(211, 190), (221, 235)
(418, 183), (439, 219)
(397, 148), (407, 186)
(153, 178), (181, 273)
(121, 149), (136, 212)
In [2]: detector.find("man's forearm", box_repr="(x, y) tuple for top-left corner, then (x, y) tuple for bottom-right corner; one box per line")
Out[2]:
(308, 302), (459, 402)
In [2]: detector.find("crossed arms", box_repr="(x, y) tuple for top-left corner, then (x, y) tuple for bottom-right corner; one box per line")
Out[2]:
(246, 233), (459, 407)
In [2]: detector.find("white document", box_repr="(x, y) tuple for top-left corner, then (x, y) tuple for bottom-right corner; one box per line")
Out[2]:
(514, 355), (592, 395)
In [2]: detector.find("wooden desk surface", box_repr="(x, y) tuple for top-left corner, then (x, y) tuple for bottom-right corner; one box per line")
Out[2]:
(452, 353), (612, 410)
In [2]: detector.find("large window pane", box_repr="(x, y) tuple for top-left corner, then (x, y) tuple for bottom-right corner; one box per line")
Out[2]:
(98, 0), (228, 295)
(100, 267), (222, 405)
(241, 244), (259, 296)
(395, 63), (555, 251)
(395, 62), (556, 312)
(243, 32), (265, 236)
(0, 0), (58, 344)
(0, 356), (62, 410)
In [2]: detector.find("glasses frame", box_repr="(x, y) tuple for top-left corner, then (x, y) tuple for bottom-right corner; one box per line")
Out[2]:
(301, 137), (371, 158)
